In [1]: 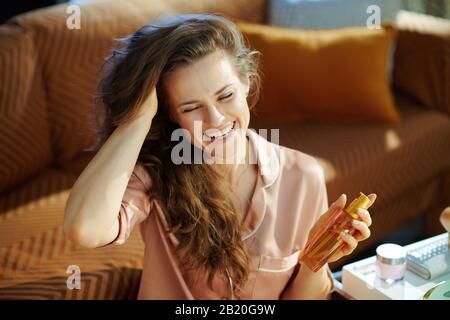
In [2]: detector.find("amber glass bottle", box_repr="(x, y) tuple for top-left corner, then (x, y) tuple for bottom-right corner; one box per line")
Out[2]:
(299, 192), (372, 272)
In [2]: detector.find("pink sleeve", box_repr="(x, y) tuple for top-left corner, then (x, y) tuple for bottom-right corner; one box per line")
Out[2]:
(110, 162), (153, 245)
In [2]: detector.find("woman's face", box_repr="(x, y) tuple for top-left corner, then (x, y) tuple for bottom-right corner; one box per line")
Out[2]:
(163, 49), (250, 163)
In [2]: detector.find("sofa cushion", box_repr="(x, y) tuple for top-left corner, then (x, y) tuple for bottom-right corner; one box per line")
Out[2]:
(0, 25), (53, 193)
(8, 0), (267, 167)
(237, 20), (401, 125)
(0, 168), (144, 299)
(393, 10), (450, 116)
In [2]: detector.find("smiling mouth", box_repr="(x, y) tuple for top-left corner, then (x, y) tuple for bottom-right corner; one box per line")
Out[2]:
(204, 121), (236, 142)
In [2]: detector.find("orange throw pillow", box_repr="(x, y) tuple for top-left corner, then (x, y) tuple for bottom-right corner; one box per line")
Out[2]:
(236, 20), (401, 125)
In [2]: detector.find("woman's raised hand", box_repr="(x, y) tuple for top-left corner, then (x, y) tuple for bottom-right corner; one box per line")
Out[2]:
(136, 86), (159, 120)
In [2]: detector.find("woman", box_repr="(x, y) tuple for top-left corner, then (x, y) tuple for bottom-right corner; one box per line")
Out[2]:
(64, 13), (376, 300)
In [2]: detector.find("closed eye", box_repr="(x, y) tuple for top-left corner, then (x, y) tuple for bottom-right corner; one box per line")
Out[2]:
(182, 92), (233, 113)
(182, 106), (200, 113)
(219, 92), (233, 101)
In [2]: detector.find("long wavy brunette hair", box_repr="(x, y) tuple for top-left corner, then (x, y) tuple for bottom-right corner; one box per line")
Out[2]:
(89, 14), (262, 297)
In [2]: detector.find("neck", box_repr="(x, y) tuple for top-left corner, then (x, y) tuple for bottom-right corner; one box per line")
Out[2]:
(214, 135), (256, 185)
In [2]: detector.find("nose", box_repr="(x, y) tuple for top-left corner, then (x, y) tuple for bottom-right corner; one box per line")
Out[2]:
(205, 104), (225, 127)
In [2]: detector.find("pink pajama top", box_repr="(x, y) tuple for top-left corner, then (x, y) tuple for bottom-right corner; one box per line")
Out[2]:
(109, 129), (334, 299)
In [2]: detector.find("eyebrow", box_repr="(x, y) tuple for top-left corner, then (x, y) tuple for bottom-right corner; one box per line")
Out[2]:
(176, 83), (234, 109)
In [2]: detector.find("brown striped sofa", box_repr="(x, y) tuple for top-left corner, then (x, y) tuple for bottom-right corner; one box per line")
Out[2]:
(0, 0), (449, 299)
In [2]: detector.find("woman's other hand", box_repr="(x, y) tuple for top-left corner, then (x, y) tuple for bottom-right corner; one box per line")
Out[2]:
(308, 193), (377, 263)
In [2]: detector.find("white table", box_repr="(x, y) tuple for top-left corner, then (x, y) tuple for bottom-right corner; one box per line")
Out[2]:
(336, 233), (450, 300)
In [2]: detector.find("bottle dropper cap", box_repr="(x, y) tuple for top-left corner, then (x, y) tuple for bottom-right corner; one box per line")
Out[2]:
(345, 192), (372, 219)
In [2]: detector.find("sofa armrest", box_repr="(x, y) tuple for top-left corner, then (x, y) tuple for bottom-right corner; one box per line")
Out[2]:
(393, 10), (450, 117)
(0, 24), (53, 193)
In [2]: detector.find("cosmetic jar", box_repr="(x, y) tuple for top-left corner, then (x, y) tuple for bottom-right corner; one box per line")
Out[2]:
(375, 243), (406, 281)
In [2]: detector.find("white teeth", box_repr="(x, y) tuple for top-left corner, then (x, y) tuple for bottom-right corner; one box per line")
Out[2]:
(204, 122), (234, 140)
